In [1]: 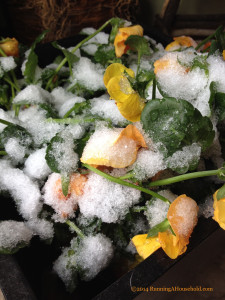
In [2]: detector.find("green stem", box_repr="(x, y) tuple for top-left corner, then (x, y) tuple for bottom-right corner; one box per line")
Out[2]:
(65, 220), (85, 238)
(136, 51), (141, 77)
(118, 173), (135, 180)
(83, 163), (171, 204)
(0, 151), (7, 155)
(149, 169), (220, 187)
(14, 105), (20, 117)
(46, 18), (113, 90)
(10, 70), (20, 91)
(47, 116), (96, 124)
(0, 48), (7, 57)
(195, 25), (223, 51)
(0, 118), (14, 126)
(3, 76), (20, 92)
(152, 78), (156, 99)
(132, 206), (147, 212)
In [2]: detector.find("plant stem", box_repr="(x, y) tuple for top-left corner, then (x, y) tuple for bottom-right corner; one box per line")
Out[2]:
(83, 163), (171, 204)
(3, 76), (20, 92)
(132, 206), (147, 212)
(0, 48), (6, 57)
(152, 78), (156, 99)
(148, 169), (220, 187)
(47, 116), (96, 124)
(136, 51), (141, 77)
(46, 18), (113, 90)
(118, 173), (135, 180)
(195, 25), (223, 51)
(65, 220), (85, 238)
(0, 118), (15, 126)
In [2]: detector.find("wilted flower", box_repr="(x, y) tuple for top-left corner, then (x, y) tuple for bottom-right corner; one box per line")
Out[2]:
(81, 124), (147, 168)
(132, 195), (198, 259)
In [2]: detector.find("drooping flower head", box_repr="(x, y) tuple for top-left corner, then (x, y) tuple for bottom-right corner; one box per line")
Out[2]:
(165, 36), (197, 52)
(104, 63), (145, 122)
(114, 25), (144, 58)
(132, 195), (198, 259)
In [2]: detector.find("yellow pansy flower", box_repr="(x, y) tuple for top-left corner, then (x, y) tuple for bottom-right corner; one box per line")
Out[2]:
(213, 190), (225, 230)
(132, 195), (198, 259)
(165, 36), (197, 51)
(80, 124), (147, 168)
(104, 63), (145, 122)
(114, 25), (143, 58)
(0, 38), (19, 57)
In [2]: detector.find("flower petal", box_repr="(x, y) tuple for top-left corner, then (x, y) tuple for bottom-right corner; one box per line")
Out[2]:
(158, 231), (187, 259)
(132, 234), (161, 259)
(116, 94), (145, 122)
(81, 125), (146, 168)
(165, 36), (197, 51)
(115, 124), (147, 148)
(114, 25), (143, 57)
(167, 194), (198, 244)
(107, 76), (134, 102)
(104, 63), (135, 87)
(213, 191), (225, 230)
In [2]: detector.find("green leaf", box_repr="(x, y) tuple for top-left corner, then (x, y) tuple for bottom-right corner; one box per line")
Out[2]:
(141, 97), (215, 157)
(125, 35), (151, 57)
(76, 132), (92, 158)
(147, 218), (175, 238)
(208, 26), (225, 55)
(0, 241), (29, 254)
(136, 69), (155, 98)
(45, 134), (64, 173)
(63, 101), (90, 118)
(94, 44), (116, 66)
(190, 55), (209, 76)
(52, 41), (79, 75)
(215, 92), (225, 121)
(67, 82), (105, 98)
(39, 103), (58, 118)
(109, 18), (125, 44)
(0, 124), (33, 148)
(61, 174), (70, 197)
(24, 30), (49, 84)
(209, 81), (217, 112)
(217, 183), (225, 200)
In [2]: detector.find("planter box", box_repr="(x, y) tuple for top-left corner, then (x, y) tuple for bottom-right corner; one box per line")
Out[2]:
(0, 30), (222, 300)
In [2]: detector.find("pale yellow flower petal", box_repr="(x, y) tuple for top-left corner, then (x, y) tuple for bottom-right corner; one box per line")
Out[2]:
(106, 76), (134, 102)
(116, 94), (145, 122)
(104, 63), (135, 87)
(106, 74), (145, 122)
(132, 234), (161, 259)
